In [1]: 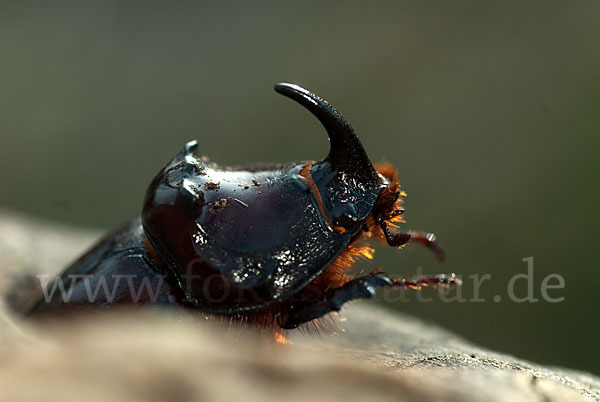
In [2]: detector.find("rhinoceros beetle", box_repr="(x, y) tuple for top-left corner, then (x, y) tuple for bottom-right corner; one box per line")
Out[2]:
(28, 83), (459, 330)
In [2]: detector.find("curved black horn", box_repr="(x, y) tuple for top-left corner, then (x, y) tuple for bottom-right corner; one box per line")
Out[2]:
(274, 83), (378, 180)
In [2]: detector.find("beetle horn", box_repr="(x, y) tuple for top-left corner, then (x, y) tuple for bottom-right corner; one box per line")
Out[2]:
(274, 83), (379, 183)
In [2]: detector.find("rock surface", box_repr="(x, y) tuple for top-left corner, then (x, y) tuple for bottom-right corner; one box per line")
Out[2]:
(1, 210), (598, 401)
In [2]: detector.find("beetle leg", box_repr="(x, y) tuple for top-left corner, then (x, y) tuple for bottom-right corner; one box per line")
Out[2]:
(279, 274), (391, 329)
(381, 222), (445, 262)
(279, 271), (460, 329)
(388, 208), (405, 219)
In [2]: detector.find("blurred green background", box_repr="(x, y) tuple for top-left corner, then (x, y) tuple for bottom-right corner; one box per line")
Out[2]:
(1, 1), (598, 374)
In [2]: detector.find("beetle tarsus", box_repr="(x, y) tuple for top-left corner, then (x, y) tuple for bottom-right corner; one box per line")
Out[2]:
(279, 271), (460, 329)
(389, 272), (461, 289)
(381, 223), (445, 262)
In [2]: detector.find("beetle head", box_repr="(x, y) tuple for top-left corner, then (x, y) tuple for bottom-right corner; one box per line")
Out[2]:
(275, 83), (386, 235)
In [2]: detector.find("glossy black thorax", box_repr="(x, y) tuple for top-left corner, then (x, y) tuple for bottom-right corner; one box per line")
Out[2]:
(142, 141), (368, 313)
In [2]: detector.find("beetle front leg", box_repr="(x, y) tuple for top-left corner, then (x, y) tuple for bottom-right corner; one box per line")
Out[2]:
(381, 222), (445, 262)
(279, 274), (391, 329)
(279, 271), (460, 329)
